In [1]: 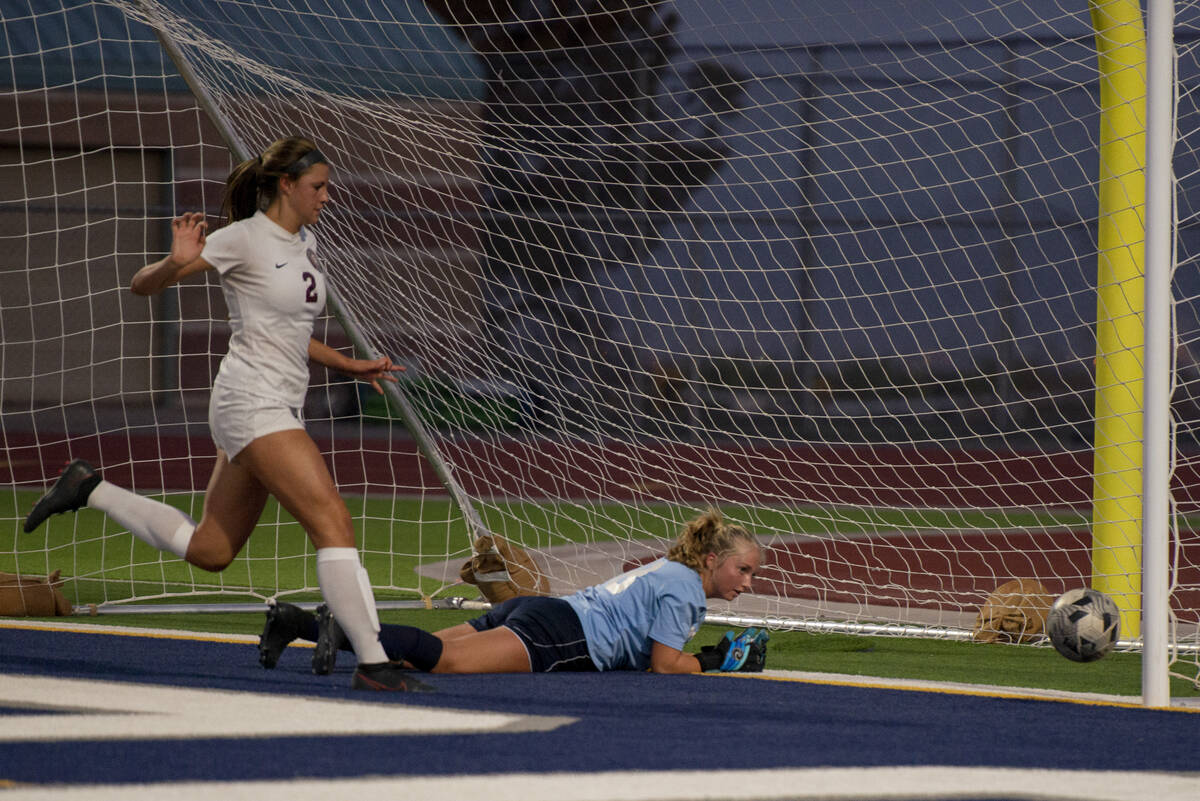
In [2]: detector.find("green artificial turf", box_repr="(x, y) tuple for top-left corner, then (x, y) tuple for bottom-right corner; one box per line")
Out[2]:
(5, 488), (1198, 700)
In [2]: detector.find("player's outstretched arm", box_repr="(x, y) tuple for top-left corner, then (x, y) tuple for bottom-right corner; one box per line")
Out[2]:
(307, 340), (404, 395)
(650, 640), (704, 674)
(130, 212), (212, 296)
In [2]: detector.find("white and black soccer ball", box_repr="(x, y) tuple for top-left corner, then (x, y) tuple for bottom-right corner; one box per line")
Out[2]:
(1046, 587), (1120, 662)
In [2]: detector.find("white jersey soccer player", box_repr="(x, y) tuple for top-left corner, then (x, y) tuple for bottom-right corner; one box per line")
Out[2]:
(202, 209), (326, 409)
(23, 136), (424, 691)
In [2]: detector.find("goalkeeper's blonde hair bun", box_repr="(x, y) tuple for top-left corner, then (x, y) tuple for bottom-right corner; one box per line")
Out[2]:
(666, 507), (759, 572)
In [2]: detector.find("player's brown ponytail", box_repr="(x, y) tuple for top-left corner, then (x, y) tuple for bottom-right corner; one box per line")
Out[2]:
(666, 507), (758, 572)
(220, 135), (323, 224)
(221, 157), (261, 224)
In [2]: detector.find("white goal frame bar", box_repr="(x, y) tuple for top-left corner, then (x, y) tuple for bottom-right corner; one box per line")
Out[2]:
(1142, 0), (1174, 708)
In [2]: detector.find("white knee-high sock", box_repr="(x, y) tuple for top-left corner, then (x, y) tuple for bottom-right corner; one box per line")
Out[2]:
(87, 481), (195, 559)
(316, 547), (388, 665)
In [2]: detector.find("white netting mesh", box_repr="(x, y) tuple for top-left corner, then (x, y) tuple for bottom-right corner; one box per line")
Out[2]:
(2, 0), (1198, 677)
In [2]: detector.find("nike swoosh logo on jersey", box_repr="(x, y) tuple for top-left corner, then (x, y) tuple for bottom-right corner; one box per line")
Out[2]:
(275, 262), (287, 269)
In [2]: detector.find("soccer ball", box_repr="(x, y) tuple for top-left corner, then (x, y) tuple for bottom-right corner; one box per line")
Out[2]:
(1046, 587), (1120, 662)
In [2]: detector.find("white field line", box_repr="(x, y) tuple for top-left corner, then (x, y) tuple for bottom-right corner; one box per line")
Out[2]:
(6, 766), (1200, 801)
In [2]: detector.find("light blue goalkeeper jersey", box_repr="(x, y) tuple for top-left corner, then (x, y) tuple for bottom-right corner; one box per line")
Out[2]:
(563, 558), (706, 671)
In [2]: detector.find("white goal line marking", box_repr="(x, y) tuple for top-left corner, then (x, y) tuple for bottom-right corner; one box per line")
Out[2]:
(0, 674), (574, 741)
(0, 617), (265, 644)
(7, 767), (1199, 801)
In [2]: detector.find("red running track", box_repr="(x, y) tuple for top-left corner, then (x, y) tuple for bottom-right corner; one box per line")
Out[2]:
(6, 429), (1199, 613)
(8, 429), (1192, 508)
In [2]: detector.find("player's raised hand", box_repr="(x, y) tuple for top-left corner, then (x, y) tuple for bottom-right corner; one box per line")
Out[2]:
(131, 212), (212, 296)
(169, 212), (208, 266)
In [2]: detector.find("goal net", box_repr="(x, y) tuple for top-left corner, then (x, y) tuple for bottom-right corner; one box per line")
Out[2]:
(3, 0), (1198, 675)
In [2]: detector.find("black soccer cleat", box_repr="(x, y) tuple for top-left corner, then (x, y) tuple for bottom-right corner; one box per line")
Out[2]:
(23, 459), (102, 533)
(351, 662), (435, 692)
(258, 600), (313, 669)
(312, 603), (349, 675)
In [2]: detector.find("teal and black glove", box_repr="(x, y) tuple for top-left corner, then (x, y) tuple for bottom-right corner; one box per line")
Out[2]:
(695, 628), (770, 672)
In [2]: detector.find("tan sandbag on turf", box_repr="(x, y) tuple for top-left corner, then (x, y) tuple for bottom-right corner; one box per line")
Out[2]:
(0, 569), (71, 616)
(972, 577), (1053, 643)
(459, 534), (549, 603)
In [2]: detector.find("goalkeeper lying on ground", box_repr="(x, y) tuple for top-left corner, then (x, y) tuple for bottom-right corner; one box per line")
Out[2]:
(260, 507), (768, 684)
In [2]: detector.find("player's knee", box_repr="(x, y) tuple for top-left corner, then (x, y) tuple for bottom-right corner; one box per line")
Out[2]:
(189, 555), (233, 572)
(184, 541), (235, 572)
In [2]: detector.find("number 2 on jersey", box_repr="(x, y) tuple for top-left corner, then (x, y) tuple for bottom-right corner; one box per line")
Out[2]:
(302, 271), (318, 303)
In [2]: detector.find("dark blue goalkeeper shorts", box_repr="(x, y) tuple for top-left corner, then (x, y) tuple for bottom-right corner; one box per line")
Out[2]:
(468, 596), (598, 672)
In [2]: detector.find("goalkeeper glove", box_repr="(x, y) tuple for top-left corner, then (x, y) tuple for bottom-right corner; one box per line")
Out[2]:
(694, 628), (770, 672)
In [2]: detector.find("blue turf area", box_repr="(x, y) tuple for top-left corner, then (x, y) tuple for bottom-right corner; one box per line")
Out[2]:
(3, 625), (1200, 794)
